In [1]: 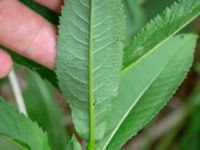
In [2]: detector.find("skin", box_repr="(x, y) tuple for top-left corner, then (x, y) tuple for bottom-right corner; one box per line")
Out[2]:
(0, 0), (62, 78)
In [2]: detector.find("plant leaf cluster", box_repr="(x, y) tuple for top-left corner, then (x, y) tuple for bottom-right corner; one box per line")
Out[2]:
(0, 0), (199, 149)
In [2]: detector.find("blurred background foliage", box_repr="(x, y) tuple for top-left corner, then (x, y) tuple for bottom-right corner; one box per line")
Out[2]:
(0, 0), (200, 150)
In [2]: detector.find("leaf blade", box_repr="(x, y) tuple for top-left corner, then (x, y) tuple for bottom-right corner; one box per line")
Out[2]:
(56, 0), (125, 142)
(195, 62), (200, 74)
(66, 136), (82, 150)
(0, 98), (51, 150)
(20, 0), (59, 25)
(123, 0), (145, 40)
(123, 0), (200, 69)
(97, 34), (197, 149)
(107, 34), (197, 149)
(23, 71), (69, 150)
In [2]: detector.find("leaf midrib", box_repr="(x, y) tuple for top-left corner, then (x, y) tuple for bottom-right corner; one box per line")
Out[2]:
(88, 0), (95, 149)
(103, 36), (195, 149)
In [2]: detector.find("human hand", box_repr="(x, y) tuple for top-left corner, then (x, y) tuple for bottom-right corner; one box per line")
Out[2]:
(0, 0), (62, 78)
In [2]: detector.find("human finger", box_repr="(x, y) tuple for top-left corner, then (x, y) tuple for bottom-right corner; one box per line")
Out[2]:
(0, 49), (13, 78)
(0, 0), (57, 69)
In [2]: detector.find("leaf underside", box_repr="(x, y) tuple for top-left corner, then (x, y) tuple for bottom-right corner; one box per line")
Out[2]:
(2, 0), (199, 149)
(56, 0), (125, 142)
(123, 0), (145, 40)
(0, 99), (51, 150)
(97, 34), (197, 149)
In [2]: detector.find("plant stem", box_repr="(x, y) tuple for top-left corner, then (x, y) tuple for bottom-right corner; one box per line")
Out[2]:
(9, 69), (27, 116)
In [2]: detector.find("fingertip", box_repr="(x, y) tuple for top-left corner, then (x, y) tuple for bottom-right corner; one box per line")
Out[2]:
(0, 49), (13, 78)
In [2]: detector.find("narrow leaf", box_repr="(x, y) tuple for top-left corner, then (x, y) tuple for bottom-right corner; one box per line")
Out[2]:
(0, 98), (51, 150)
(56, 0), (125, 144)
(195, 62), (200, 74)
(144, 0), (176, 21)
(123, 0), (200, 69)
(123, 0), (145, 39)
(0, 136), (23, 150)
(20, 0), (59, 25)
(179, 90), (200, 150)
(23, 71), (69, 150)
(97, 34), (197, 149)
(66, 136), (82, 150)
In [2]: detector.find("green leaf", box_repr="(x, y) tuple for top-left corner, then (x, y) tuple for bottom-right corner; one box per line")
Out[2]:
(123, 0), (200, 69)
(66, 136), (82, 150)
(23, 71), (69, 150)
(97, 34), (197, 149)
(195, 62), (200, 74)
(20, 0), (59, 25)
(178, 82), (200, 150)
(155, 82), (200, 150)
(56, 0), (125, 145)
(179, 105), (200, 150)
(144, 0), (176, 21)
(0, 77), (8, 84)
(0, 98), (51, 150)
(123, 0), (145, 40)
(0, 136), (23, 150)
